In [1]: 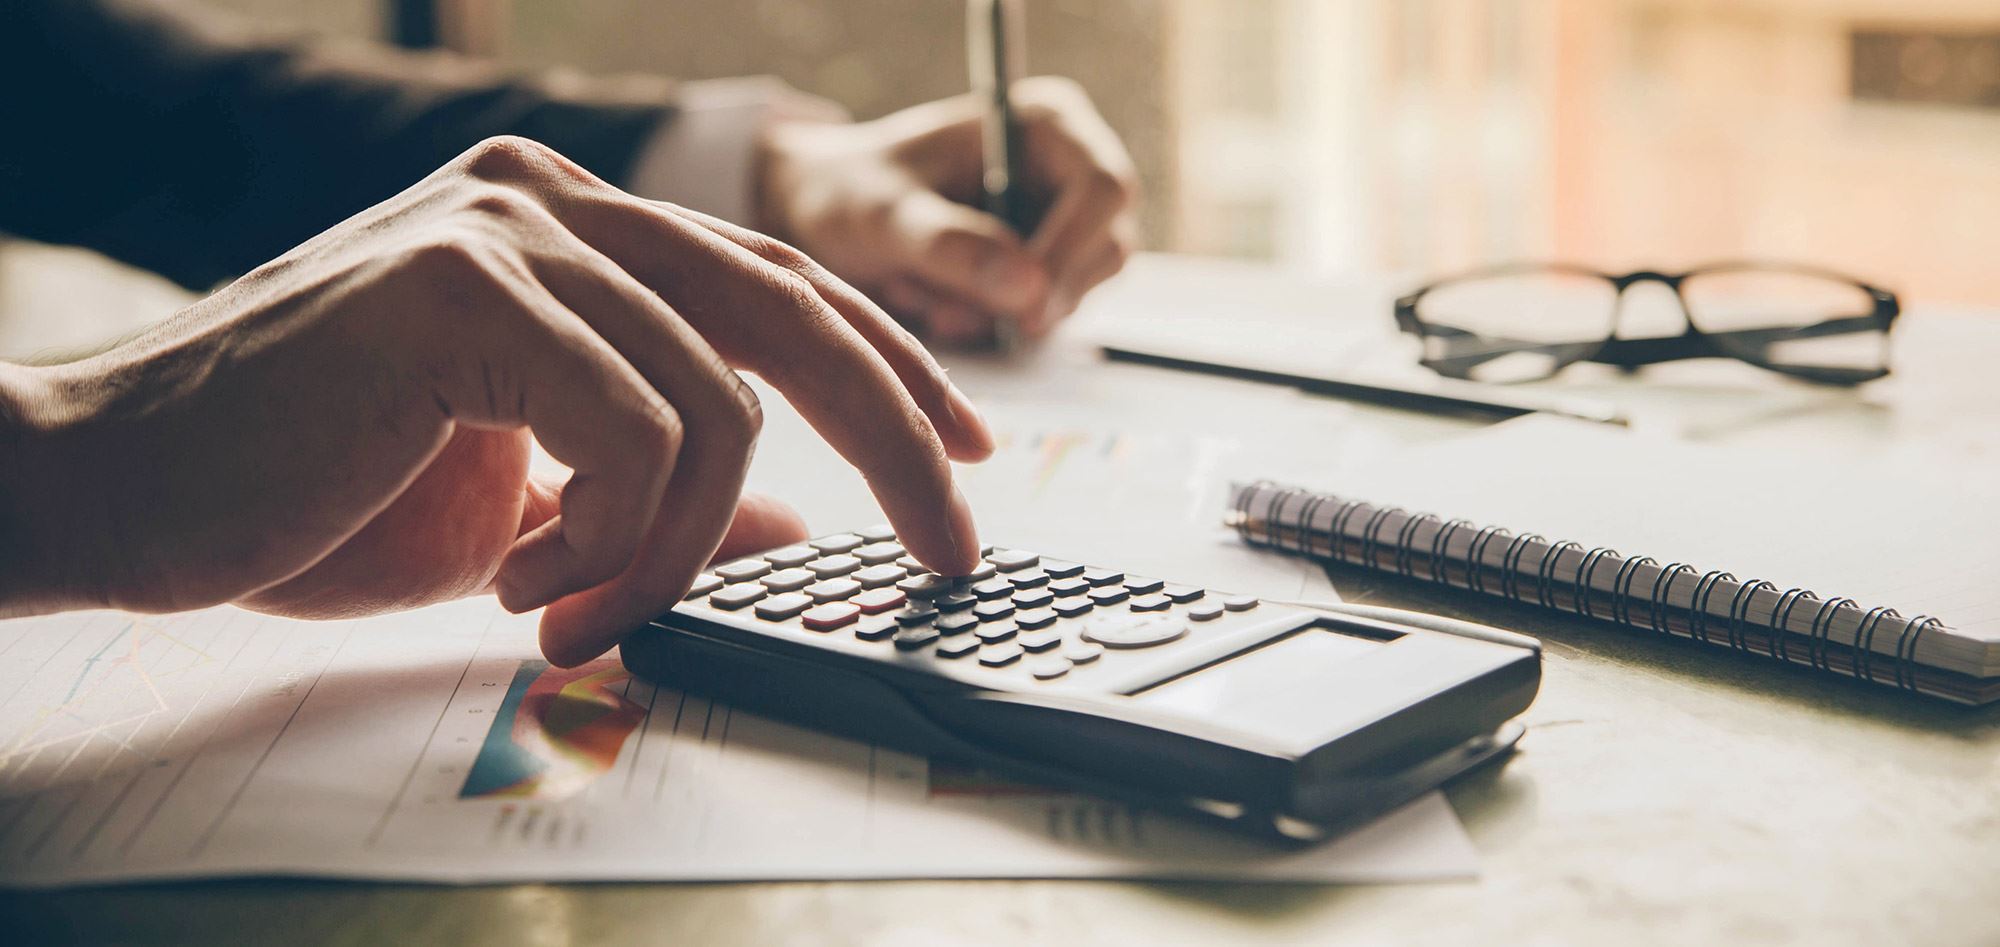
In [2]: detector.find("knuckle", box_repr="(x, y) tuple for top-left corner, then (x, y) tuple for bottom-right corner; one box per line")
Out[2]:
(402, 233), (490, 281)
(460, 135), (554, 179)
(462, 185), (540, 222)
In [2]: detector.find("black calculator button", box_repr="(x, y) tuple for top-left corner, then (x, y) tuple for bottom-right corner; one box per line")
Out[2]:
(979, 643), (1024, 667)
(1019, 629), (1062, 651)
(976, 622), (1018, 644)
(854, 617), (898, 640)
(1087, 586), (1129, 606)
(1030, 658), (1071, 680)
(803, 602), (861, 631)
(1014, 607), (1057, 629)
(810, 533), (864, 554)
(806, 578), (861, 603)
(964, 562), (999, 582)
(1188, 602), (1225, 622)
(852, 588), (907, 614)
(1082, 615), (1187, 649)
(937, 636), (981, 659)
(855, 542), (904, 565)
(937, 612), (980, 635)
(1128, 593), (1171, 612)
(1047, 577), (1090, 597)
(709, 584), (766, 610)
(856, 524), (898, 543)
(1041, 559), (1084, 579)
(1006, 570), (1049, 589)
(1123, 576), (1165, 595)
(764, 546), (818, 569)
(760, 568), (815, 593)
(897, 574), (954, 598)
(893, 626), (940, 650)
(808, 555), (861, 578)
(1062, 642), (1104, 664)
(971, 577), (1014, 600)
(853, 564), (906, 588)
(1163, 584), (1205, 603)
(1223, 595), (1260, 612)
(686, 574), (724, 599)
(754, 593), (813, 620)
(1082, 568), (1125, 586)
(895, 605), (938, 626)
(974, 600), (1016, 622)
(1012, 588), (1055, 610)
(934, 592), (977, 613)
(988, 550), (1040, 572)
(715, 560), (771, 583)
(1053, 598), (1094, 618)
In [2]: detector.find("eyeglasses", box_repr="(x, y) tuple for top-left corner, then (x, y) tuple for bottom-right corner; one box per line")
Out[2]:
(1393, 262), (1900, 385)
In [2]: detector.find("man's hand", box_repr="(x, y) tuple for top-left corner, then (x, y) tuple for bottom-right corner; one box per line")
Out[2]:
(0, 136), (993, 666)
(756, 77), (1139, 345)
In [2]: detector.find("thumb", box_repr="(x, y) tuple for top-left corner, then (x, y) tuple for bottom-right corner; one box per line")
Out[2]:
(889, 189), (1049, 319)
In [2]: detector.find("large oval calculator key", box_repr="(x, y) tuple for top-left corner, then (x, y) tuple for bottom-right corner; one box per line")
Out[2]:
(628, 528), (1541, 843)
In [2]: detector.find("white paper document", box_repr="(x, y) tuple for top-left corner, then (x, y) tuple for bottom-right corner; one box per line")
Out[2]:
(0, 600), (1477, 888)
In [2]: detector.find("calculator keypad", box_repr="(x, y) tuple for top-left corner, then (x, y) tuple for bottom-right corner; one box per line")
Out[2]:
(677, 528), (1266, 686)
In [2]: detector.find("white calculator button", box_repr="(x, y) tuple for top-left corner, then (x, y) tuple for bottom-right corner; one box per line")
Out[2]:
(809, 533), (865, 555)
(1188, 602), (1225, 622)
(1222, 595), (1260, 612)
(764, 546), (818, 569)
(715, 560), (771, 583)
(755, 593), (813, 620)
(807, 555), (861, 578)
(856, 524), (898, 543)
(806, 578), (862, 603)
(1082, 614), (1188, 650)
(760, 568), (815, 593)
(853, 564), (906, 588)
(709, 584), (766, 610)
(988, 550), (1040, 572)
(685, 574), (724, 599)
(1030, 657), (1071, 681)
(855, 542), (904, 565)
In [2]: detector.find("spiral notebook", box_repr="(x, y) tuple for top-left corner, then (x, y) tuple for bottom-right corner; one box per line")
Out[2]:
(1228, 418), (2000, 704)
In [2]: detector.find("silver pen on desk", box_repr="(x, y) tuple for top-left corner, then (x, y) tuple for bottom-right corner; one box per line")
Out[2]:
(967, 0), (1033, 352)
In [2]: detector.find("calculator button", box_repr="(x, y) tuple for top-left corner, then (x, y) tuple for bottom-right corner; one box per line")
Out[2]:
(852, 588), (907, 614)
(806, 578), (862, 603)
(1048, 577), (1090, 597)
(686, 574), (724, 599)
(1019, 629), (1062, 651)
(937, 613), (981, 635)
(988, 550), (1041, 572)
(937, 636), (981, 659)
(1163, 584), (1205, 603)
(855, 542), (904, 565)
(1223, 595), (1260, 612)
(896, 604), (938, 626)
(854, 617), (897, 640)
(808, 555), (861, 578)
(976, 622), (1018, 644)
(1006, 570), (1049, 590)
(810, 533), (865, 555)
(1063, 642), (1104, 664)
(1030, 658), (1071, 681)
(1082, 615), (1187, 649)
(755, 593), (813, 620)
(934, 592), (977, 613)
(896, 556), (930, 574)
(760, 568), (815, 593)
(971, 577), (1014, 600)
(1188, 602), (1225, 622)
(1082, 568), (1125, 587)
(979, 644), (1024, 667)
(1087, 586), (1130, 606)
(1041, 559), (1084, 579)
(1123, 576), (1165, 595)
(764, 546), (818, 569)
(1014, 607), (1057, 630)
(1128, 593), (1171, 613)
(898, 573), (954, 598)
(715, 560), (772, 583)
(974, 600), (1016, 622)
(893, 626), (941, 650)
(1053, 598), (1094, 618)
(1012, 588), (1055, 610)
(856, 524), (898, 543)
(709, 584), (767, 610)
(854, 564), (906, 588)
(803, 602), (861, 631)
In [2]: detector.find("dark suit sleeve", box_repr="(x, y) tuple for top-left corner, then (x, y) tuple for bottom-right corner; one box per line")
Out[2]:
(0, 0), (679, 289)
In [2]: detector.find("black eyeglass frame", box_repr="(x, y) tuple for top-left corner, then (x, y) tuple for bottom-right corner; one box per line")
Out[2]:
(1393, 261), (1901, 386)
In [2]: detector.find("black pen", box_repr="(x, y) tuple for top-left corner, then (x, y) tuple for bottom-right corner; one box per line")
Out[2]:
(1100, 345), (1630, 426)
(968, 0), (1033, 352)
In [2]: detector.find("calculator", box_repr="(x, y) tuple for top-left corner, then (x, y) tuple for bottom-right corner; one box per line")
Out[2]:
(623, 527), (1541, 842)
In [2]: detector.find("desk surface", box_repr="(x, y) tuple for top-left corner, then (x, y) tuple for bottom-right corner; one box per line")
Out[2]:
(4, 250), (1998, 946)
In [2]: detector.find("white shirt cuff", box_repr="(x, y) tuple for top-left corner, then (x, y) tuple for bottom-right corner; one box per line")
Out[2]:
(623, 76), (790, 226)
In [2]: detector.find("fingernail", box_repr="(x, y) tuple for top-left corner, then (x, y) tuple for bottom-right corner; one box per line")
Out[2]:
(944, 377), (997, 455)
(944, 482), (982, 573)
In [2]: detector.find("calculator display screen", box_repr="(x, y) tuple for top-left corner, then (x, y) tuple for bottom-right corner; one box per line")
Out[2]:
(1130, 626), (1388, 719)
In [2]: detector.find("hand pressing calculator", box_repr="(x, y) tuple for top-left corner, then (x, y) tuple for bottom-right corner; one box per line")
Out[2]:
(624, 526), (1541, 842)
